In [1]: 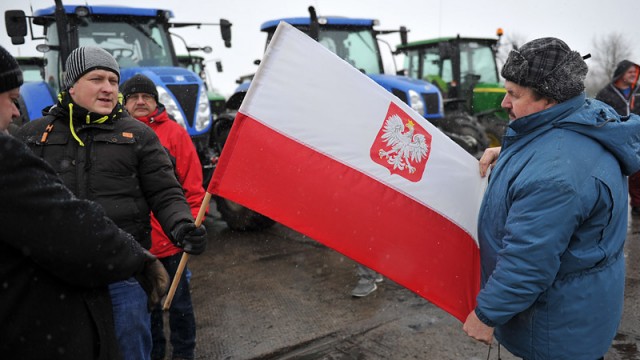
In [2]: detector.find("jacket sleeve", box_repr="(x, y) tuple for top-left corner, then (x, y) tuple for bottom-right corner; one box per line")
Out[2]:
(0, 134), (148, 288)
(475, 177), (584, 326)
(135, 124), (194, 236)
(169, 122), (206, 218)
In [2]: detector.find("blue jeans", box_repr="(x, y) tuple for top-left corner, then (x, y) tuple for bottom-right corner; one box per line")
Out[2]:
(109, 278), (152, 360)
(151, 253), (196, 360)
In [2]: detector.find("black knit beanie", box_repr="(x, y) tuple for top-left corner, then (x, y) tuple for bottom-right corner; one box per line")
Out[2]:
(120, 73), (159, 102)
(612, 60), (638, 81)
(0, 45), (23, 93)
(64, 46), (120, 89)
(501, 37), (587, 103)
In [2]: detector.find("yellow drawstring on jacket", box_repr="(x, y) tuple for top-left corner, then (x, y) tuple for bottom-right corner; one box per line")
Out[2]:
(68, 102), (109, 147)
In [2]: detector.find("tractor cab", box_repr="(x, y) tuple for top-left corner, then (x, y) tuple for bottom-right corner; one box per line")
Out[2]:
(249, 8), (444, 122)
(397, 33), (509, 146)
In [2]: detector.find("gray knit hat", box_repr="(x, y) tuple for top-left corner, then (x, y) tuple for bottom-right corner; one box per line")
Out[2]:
(0, 45), (23, 93)
(64, 46), (119, 89)
(501, 37), (587, 103)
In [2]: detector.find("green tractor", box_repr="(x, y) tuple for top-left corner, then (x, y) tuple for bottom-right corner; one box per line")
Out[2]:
(396, 30), (508, 147)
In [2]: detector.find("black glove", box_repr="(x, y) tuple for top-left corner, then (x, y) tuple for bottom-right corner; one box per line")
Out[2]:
(135, 249), (170, 312)
(170, 221), (207, 255)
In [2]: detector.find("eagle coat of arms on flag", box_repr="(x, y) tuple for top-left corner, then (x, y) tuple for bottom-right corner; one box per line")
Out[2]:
(370, 102), (432, 182)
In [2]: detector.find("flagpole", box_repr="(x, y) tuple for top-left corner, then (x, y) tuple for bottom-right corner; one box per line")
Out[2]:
(162, 192), (211, 311)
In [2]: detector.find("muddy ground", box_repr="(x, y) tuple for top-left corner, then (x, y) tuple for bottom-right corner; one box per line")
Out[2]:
(159, 206), (640, 360)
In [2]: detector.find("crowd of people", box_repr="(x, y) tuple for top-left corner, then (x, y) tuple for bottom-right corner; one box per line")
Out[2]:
(2, 33), (640, 359)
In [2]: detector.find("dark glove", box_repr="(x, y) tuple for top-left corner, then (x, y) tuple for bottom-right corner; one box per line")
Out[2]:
(170, 221), (207, 255)
(135, 249), (170, 312)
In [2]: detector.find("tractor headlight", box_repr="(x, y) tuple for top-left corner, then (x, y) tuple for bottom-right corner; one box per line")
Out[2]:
(408, 89), (425, 116)
(157, 86), (186, 129)
(195, 88), (211, 132)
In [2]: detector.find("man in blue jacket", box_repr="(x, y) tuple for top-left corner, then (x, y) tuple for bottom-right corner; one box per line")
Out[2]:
(462, 38), (640, 359)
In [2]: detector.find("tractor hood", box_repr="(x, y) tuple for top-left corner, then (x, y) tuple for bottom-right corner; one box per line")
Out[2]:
(368, 74), (440, 94)
(368, 74), (443, 119)
(120, 66), (203, 86)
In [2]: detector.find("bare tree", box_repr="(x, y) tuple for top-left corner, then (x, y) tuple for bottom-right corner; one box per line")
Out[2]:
(585, 32), (634, 96)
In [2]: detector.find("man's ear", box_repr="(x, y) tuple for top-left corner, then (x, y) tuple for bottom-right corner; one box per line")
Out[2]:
(68, 86), (75, 96)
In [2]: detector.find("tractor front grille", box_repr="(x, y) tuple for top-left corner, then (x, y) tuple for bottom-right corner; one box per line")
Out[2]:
(422, 93), (441, 115)
(166, 84), (199, 128)
(391, 89), (408, 104)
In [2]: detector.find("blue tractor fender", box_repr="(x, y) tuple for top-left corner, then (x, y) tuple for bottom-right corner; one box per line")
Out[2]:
(120, 67), (211, 137)
(225, 81), (251, 110)
(19, 81), (56, 121)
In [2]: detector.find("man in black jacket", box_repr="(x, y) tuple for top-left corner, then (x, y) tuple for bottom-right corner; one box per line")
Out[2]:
(0, 44), (169, 359)
(14, 46), (207, 360)
(596, 60), (640, 215)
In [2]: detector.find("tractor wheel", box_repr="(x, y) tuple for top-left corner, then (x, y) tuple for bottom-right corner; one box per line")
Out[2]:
(214, 195), (276, 231)
(477, 113), (508, 148)
(210, 110), (236, 153)
(439, 113), (489, 159)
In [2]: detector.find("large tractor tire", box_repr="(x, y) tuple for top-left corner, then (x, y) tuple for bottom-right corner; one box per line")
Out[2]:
(438, 113), (489, 159)
(209, 110), (276, 231)
(214, 195), (276, 231)
(477, 112), (508, 148)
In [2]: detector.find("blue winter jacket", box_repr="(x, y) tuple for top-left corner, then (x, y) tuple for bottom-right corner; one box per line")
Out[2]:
(476, 94), (640, 359)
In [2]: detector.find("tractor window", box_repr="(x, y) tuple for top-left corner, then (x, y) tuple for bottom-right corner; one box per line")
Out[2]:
(403, 50), (420, 78)
(459, 42), (498, 85)
(318, 28), (382, 74)
(417, 48), (452, 91)
(42, 23), (63, 95)
(76, 18), (174, 68)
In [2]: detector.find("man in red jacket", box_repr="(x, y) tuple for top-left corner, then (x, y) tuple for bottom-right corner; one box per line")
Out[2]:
(122, 74), (205, 360)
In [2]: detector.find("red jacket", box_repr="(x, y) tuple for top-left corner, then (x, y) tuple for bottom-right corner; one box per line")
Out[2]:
(136, 107), (205, 258)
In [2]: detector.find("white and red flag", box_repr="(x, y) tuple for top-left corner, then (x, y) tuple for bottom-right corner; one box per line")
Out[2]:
(209, 22), (487, 322)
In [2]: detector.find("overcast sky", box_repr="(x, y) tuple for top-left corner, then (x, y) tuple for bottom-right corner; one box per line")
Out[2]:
(1, 0), (638, 96)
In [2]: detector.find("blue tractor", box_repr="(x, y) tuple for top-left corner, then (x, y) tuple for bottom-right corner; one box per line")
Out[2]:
(4, 0), (232, 187)
(212, 6), (488, 231)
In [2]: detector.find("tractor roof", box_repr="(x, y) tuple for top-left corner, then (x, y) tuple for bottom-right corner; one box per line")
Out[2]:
(260, 17), (377, 32)
(397, 36), (498, 50)
(34, 5), (174, 18)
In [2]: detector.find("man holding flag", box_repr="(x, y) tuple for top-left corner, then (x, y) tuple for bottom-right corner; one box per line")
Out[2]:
(463, 38), (640, 359)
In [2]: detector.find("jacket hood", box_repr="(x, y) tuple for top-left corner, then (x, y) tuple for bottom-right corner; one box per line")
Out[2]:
(553, 95), (640, 175)
(613, 60), (639, 82)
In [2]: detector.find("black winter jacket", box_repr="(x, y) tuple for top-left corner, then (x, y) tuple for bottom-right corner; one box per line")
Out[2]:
(15, 98), (193, 249)
(0, 133), (150, 359)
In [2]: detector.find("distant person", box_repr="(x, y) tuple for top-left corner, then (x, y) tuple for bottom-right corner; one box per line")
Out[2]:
(463, 38), (640, 359)
(0, 44), (169, 360)
(14, 46), (207, 360)
(122, 73), (205, 360)
(596, 60), (640, 215)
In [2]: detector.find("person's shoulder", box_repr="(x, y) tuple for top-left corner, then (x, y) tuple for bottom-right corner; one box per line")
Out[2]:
(0, 133), (26, 152)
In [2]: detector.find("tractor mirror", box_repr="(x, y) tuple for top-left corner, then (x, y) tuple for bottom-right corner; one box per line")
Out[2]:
(220, 19), (232, 48)
(5, 10), (27, 45)
(399, 26), (408, 46)
(439, 42), (453, 60)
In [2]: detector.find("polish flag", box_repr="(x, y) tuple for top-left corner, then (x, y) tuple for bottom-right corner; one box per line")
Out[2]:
(209, 22), (487, 322)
